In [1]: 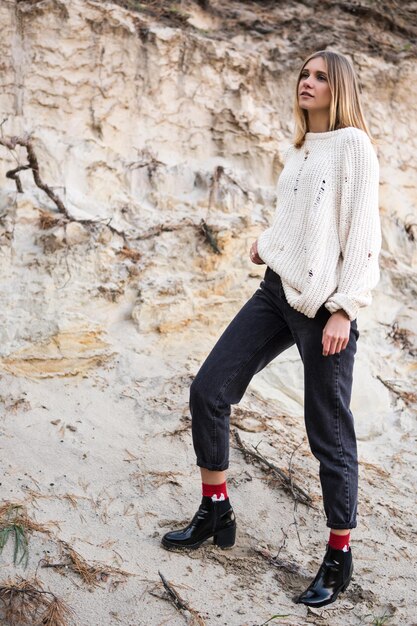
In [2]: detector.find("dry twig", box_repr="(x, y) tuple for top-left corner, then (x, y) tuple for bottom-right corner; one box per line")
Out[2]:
(233, 430), (313, 508)
(376, 375), (417, 407)
(134, 218), (194, 240)
(157, 571), (206, 626)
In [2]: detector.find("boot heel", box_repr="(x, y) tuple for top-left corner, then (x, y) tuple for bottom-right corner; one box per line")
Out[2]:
(213, 525), (236, 548)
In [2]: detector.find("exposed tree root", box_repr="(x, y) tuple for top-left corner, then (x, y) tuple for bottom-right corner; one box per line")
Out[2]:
(0, 134), (70, 218)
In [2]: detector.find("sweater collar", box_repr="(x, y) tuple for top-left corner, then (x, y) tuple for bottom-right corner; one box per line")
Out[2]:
(304, 127), (353, 140)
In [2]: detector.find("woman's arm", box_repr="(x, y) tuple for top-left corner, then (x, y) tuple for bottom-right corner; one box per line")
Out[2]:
(324, 131), (382, 321)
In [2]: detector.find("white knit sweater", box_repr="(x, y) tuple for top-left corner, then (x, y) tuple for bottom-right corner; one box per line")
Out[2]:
(257, 126), (382, 321)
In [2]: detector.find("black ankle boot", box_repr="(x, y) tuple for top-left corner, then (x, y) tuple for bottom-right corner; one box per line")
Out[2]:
(294, 544), (353, 608)
(161, 496), (236, 551)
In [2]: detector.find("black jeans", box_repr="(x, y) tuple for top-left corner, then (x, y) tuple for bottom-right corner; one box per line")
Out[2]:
(190, 266), (360, 529)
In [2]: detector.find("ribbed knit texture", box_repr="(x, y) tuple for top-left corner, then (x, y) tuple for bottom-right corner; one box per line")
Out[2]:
(329, 531), (350, 552)
(257, 127), (382, 321)
(202, 481), (228, 501)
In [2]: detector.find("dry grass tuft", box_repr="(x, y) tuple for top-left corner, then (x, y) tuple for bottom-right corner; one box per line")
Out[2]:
(39, 595), (76, 626)
(117, 246), (141, 261)
(0, 576), (76, 626)
(41, 540), (131, 588)
(38, 209), (62, 230)
(61, 493), (81, 509)
(130, 470), (184, 495)
(388, 321), (417, 357)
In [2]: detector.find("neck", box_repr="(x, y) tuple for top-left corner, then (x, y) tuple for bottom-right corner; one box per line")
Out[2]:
(307, 111), (330, 133)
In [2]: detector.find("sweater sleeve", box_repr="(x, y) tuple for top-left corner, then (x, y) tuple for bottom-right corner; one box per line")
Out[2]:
(324, 131), (382, 321)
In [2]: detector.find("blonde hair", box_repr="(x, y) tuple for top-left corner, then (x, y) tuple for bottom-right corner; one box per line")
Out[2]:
(292, 50), (376, 149)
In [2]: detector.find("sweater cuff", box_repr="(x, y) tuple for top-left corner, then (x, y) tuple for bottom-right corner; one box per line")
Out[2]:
(324, 294), (359, 322)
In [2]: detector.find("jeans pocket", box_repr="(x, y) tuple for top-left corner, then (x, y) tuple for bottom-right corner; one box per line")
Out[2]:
(351, 321), (360, 341)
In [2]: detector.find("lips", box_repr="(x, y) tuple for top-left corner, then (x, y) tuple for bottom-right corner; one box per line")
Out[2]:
(300, 92), (313, 97)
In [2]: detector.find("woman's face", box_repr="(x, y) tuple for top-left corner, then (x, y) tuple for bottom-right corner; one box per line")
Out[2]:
(298, 57), (331, 112)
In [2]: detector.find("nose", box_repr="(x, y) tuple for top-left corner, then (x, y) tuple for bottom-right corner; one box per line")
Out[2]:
(300, 77), (313, 91)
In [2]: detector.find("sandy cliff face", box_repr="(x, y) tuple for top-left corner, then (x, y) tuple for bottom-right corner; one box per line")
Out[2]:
(0, 0), (415, 422)
(0, 2), (415, 342)
(0, 1), (416, 625)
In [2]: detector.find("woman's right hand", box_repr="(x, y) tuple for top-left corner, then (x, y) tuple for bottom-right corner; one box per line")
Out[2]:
(250, 240), (265, 265)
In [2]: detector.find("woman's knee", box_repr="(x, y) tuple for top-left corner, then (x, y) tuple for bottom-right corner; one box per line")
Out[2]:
(190, 367), (226, 418)
(190, 370), (211, 410)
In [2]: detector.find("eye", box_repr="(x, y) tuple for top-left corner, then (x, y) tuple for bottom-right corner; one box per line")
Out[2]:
(300, 71), (327, 81)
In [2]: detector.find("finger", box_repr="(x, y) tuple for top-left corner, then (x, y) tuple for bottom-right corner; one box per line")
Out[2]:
(325, 340), (334, 356)
(337, 335), (349, 352)
(331, 336), (342, 355)
(327, 335), (339, 356)
(337, 336), (348, 353)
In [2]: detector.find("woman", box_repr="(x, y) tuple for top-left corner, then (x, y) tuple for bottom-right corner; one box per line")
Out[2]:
(161, 50), (381, 609)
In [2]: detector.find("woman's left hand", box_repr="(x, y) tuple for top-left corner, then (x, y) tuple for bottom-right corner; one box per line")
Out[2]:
(322, 310), (351, 356)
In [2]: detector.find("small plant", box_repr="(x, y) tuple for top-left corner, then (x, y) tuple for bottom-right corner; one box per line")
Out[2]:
(0, 501), (55, 569)
(363, 611), (392, 626)
(200, 219), (221, 254)
(167, 5), (191, 19)
(260, 615), (290, 626)
(0, 516), (28, 567)
(0, 504), (31, 568)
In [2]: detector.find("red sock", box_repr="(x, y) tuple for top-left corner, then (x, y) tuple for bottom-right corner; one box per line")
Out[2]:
(329, 531), (350, 552)
(202, 481), (228, 502)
